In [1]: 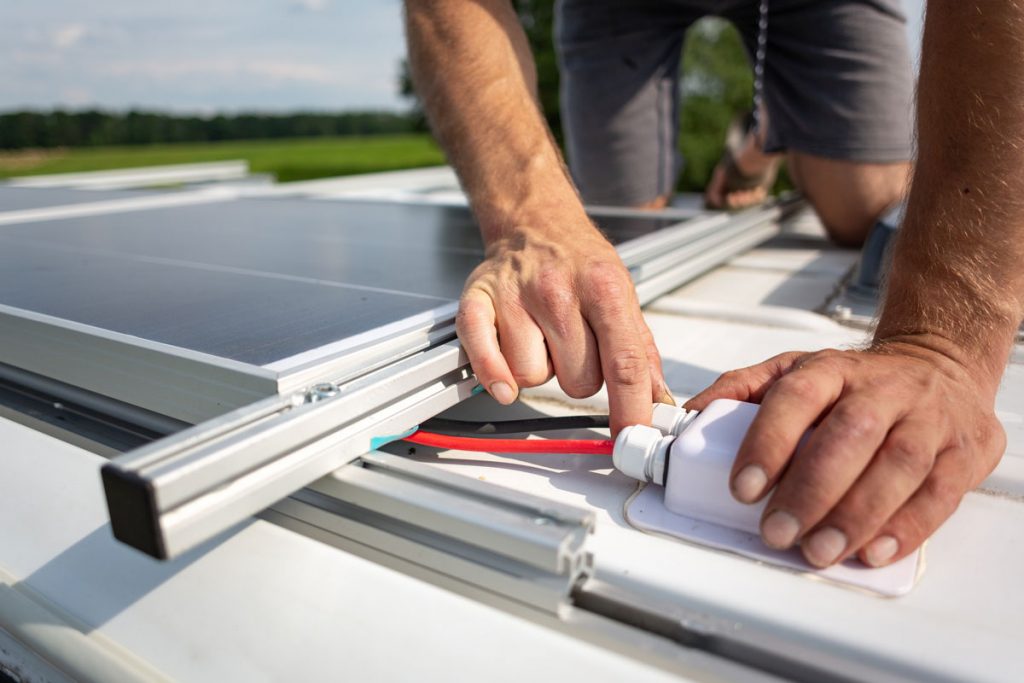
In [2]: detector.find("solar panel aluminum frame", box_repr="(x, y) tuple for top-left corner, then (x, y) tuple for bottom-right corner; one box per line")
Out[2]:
(0, 304), (280, 424)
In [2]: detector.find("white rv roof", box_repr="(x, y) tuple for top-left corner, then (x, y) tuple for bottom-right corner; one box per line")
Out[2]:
(0, 167), (1021, 683)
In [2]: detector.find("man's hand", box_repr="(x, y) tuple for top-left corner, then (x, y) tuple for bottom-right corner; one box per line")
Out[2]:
(458, 221), (669, 434)
(685, 338), (1006, 568)
(404, 0), (669, 431)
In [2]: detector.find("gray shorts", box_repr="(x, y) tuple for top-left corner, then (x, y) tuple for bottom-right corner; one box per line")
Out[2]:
(556, 0), (915, 206)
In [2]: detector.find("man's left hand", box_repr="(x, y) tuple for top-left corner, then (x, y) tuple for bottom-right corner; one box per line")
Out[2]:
(685, 341), (1006, 567)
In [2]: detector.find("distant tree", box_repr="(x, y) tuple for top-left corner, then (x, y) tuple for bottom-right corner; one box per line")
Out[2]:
(678, 18), (756, 192)
(398, 1), (561, 138)
(0, 110), (418, 150)
(515, 0), (562, 139)
(398, 59), (428, 131)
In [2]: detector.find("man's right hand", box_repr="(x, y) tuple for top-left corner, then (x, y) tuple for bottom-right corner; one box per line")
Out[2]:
(456, 220), (669, 434)
(405, 0), (669, 432)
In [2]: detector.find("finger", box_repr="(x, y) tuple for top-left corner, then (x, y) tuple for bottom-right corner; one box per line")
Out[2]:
(496, 305), (551, 388)
(729, 362), (843, 510)
(804, 419), (940, 567)
(858, 447), (973, 567)
(529, 282), (602, 398)
(456, 289), (518, 404)
(633, 305), (673, 405)
(581, 271), (652, 435)
(761, 395), (902, 555)
(684, 351), (806, 411)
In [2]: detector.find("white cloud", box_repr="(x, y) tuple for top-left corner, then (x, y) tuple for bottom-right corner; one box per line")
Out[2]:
(0, 1), (408, 111)
(61, 86), (93, 105)
(52, 24), (88, 49)
(104, 58), (343, 86)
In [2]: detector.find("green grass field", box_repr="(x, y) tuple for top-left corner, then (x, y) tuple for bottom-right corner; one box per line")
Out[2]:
(0, 134), (447, 183)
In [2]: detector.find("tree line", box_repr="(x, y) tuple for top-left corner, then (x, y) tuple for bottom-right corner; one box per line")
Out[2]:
(0, 110), (417, 150)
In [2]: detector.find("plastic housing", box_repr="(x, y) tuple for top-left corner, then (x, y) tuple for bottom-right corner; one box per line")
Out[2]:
(663, 399), (768, 535)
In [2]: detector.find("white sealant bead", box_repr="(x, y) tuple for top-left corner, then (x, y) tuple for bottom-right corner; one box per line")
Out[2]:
(650, 403), (699, 437)
(612, 425), (675, 485)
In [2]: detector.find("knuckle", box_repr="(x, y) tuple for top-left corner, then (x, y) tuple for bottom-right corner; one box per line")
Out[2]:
(717, 369), (743, 385)
(454, 305), (477, 334)
(774, 374), (820, 402)
(829, 403), (880, 439)
(456, 293), (493, 328)
(560, 374), (603, 399)
(979, 416), (1008, 453)
(922, 474), (964, 511)
(585, 265), (631, 306)
(534, 271), (574, 311)
(512, 368), (549, 389)
(881, 437), (934, 480)
(605, 346), (647, 387)
(512, 358), (552, 389)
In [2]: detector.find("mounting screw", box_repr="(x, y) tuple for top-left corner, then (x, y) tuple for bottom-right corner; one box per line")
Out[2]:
(306, 382), (339, 403)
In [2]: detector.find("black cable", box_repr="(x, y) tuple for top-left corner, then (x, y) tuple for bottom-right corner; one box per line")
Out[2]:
(419, 415), (610, 435)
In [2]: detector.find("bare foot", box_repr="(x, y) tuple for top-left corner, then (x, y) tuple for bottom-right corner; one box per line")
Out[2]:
(705, 130), (782, 210)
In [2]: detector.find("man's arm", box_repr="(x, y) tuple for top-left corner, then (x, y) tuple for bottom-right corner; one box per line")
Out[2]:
(404, 0), (672, 433)
(687, 1), (1024, 568)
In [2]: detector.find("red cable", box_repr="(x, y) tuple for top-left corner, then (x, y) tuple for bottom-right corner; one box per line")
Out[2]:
(403, 430), (614, 455)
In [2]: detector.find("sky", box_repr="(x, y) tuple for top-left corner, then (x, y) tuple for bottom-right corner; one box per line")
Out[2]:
(0, 0), (925, 114)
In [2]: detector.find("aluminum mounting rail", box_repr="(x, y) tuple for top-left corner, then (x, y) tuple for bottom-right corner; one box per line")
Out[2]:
(102, 340), (476, 558)
(265, 451), (595, 613)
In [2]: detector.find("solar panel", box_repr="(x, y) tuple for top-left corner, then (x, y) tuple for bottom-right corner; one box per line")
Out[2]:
(0, 197), (678, 368)
(0, 186), (162, 212)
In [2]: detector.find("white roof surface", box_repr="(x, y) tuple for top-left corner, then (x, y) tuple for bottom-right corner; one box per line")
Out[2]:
(1, 169), (1022, 682)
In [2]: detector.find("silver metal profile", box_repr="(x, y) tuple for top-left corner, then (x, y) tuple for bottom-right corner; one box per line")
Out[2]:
(0, 304), (278, 424)
(265, 451), (594, 613)
(634, 208), (787, 305)
(102, 341), (476, 558)
(271, 303), (459, 392)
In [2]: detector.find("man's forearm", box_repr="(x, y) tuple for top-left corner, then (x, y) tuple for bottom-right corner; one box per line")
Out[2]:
(877, 2), (1024, 387)
(404, 0), (586, 243)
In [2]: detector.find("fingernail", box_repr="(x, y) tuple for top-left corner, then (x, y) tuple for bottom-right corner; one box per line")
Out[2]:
(803, 527), (847, 567)
(864, 535), (899, 567)
(658, 389), (677, 406)
(762, 510), (800, 549)
(732, 465), (767, 503)
(489, 381), (517, 405)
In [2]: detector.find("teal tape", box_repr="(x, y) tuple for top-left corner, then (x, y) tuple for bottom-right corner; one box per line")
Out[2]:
(471, 384), (485, 395)
(370, 426), (418, 450)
